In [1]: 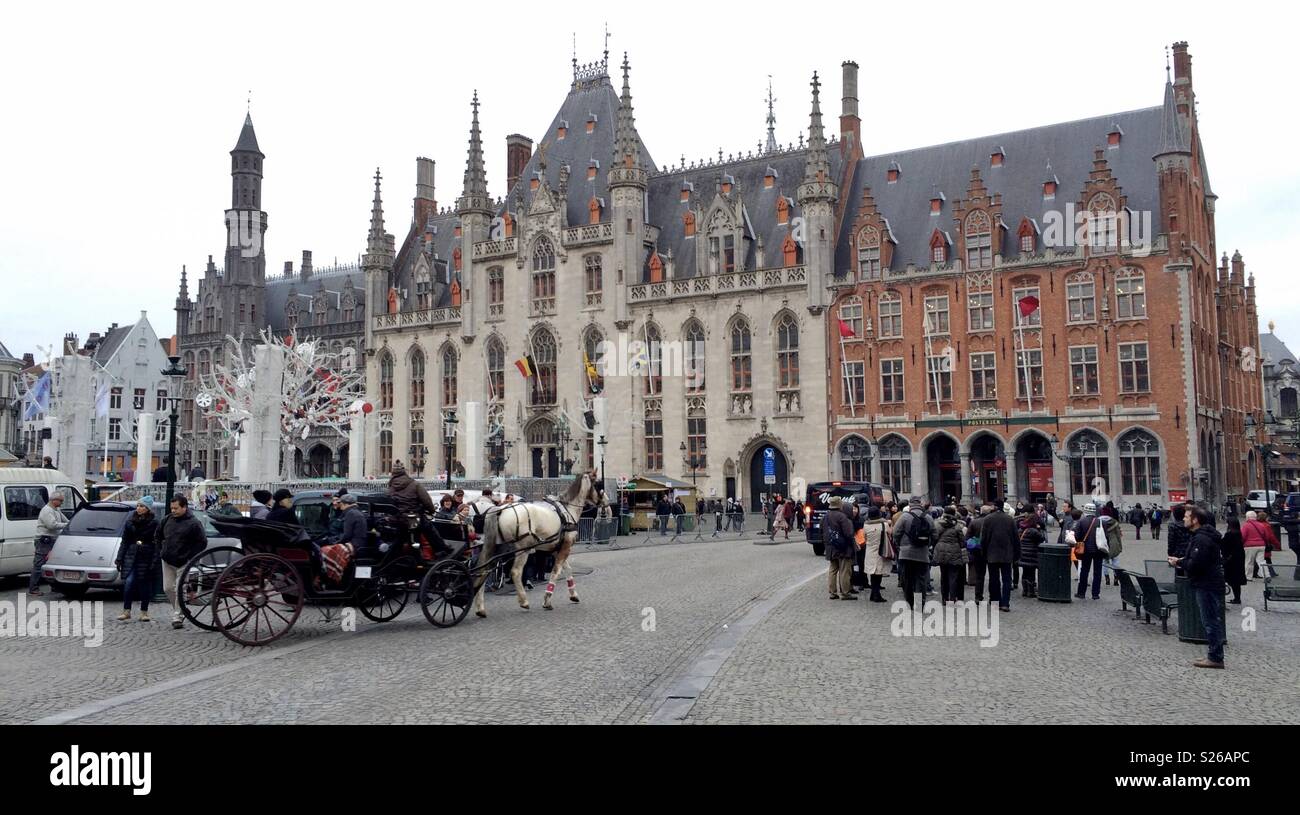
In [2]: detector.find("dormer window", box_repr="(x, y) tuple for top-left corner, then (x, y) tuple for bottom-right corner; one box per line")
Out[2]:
(1107, 124), (1123, 148)
(776, 196), (790, 225)
(930, 191), (945, 215)
(929, 229), (949, 265)
(648, 253), (664, 283)
(587, 160), (600, 180)
(557, 120), (568, 140)
(964, 210), (992, 270)
(887, 161), (901, 183)
(991, 147), (1005, 167)
(764, 167), (777, 188)
(1020, 233), (1034, 253)
(680, 182), (693, 203)
(721, 175), (734, 195)
(586, 115), (597, 134)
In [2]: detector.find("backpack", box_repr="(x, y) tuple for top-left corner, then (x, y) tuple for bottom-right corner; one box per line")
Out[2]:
(905, 512), (933, 549)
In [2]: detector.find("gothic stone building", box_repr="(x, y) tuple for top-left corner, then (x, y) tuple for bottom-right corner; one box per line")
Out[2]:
(360, 55), (840, 508)
(174, 115), (369, 478)
(827, 42), (1264, 509)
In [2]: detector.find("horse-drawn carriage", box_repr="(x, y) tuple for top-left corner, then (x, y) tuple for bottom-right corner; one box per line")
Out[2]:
(177, 474), (601, 645)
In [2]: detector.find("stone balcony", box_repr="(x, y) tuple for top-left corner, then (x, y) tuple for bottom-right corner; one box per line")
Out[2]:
(372, 307), (462, 334)
(628, 265), (807, 304)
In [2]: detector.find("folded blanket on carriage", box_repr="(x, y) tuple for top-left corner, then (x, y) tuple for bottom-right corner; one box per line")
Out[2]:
(320, 542), (354, 584)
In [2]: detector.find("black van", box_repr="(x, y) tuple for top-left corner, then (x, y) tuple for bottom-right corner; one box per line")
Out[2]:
(803, 482), (896, 556)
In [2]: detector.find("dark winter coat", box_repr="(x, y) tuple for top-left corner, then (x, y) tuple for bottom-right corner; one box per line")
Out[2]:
(822, 508), (856, 560)
(1182, 525), (1225, 590)
(156, 510), (208, 567)
(1073, 513), (1103, 556)
(933, 516), (968, 566)
(1166, 520), (1190, 558)
(1220, 529), (1246, 587)
(389, 473), (435, 515)
(967, 515), (988, 564)
(1017, 522), (1046, 568)
(335, 506), (370, 549)
(892, 508), (936, 564)
(979, 509), (1018, 564)
(116, 510), (161, 577)
(266, 505), (299, 525)
(1128, 508), (1146, 526)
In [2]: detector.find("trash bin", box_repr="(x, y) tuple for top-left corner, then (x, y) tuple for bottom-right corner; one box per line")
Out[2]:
(1175, 574), (1223, 643)
(619, 514), (631, 536)
(1036, 543), (1073, 603)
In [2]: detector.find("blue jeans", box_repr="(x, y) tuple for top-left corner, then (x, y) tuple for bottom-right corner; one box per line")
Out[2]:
(987, 562), (1013, 608)
(123, 568), (152, 612)
(675, 515), (685, 535)
(1077, 553), (1104, 598)
(657, 515), (669, 535)
(1194, 586), (1226, 663)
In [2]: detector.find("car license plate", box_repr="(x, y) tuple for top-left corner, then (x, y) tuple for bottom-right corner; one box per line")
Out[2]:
(354, 566), (372, 579)
(57, 571), (84, 583)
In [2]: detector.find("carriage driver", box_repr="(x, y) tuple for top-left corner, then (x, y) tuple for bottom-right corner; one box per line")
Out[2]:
(387, 463), (449, 556)
(329, 493), (371, 556)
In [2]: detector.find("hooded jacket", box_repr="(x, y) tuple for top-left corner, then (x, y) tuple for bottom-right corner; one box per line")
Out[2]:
(892, 507), (936, 564)
(389, 470), (435, 515)
(1182, 524), (1226, 590)
(933, 515), (968, 566)
(156, 509), (207, 567)
(978, 509), (1018, 564)
(1016, 518), (1046, 568)
(116, 509), (161, 575)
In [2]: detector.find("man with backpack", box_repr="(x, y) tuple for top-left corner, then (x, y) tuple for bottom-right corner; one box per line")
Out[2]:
(892, 496), (936, 609)
(823, 496), (858, 600)
(979, 501), (1018, 612)
(1149, 506), (1163, 540)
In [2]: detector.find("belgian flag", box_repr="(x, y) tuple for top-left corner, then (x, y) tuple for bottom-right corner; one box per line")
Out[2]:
(514, 355), (537, 378)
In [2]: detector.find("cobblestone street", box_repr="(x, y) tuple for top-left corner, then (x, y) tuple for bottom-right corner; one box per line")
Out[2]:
(3, 534), (1297, 725)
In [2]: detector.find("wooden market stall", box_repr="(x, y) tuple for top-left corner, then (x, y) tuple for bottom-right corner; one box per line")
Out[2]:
(622, 473), (699, 531)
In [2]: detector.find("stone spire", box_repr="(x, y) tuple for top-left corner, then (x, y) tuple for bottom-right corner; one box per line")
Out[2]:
(364, 168), (394, 268)
(801, 72), (832, 186)
(765, 77), (778, 154)
(612, 53), (644, 174)
(457, 91), (492, 214)
(234, 112), (261, 155)
(177, 264), (189, 304)
(1155, 74), (1190, 158)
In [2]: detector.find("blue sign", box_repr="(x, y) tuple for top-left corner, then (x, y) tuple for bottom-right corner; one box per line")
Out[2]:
(763, 448), (776, 484)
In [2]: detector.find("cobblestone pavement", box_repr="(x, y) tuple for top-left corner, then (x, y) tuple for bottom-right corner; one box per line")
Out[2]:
(685, 538), (1300, 724)
(4, 533), (1296, 725)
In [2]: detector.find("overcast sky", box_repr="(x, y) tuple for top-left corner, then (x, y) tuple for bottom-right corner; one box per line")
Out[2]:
(1, 1), (1294, 361)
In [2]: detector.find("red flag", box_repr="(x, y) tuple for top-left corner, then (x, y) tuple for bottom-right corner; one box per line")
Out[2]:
(838, 319), (856, 339)
(1017, 295), (1040, 318)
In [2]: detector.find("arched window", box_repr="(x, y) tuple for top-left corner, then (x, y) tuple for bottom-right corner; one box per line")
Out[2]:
(776, 313), (799, 409)
(1281, 387), (1298, 418)
(1086, 193), (1118, 250)
(531, 238), (556, 315)
(440, 346), (458, 408)
(486, 337), (505, 403)
(838, 435), (871, 482)
(730, 318), (752, 394)
(1114, 268), (1146, 319)
(584, 254), (603, 306)
(878, 435), (912, 495)
(530, 329), (557, 406)
(839, 296), (863, 338)
(684, 320), (705, 394)
(1066, 272), (1096, 323)
(487, 266), (505, 318)
(964, 210), (992, 270)
(643, 323), (662, 396)
(184, 351), (196, 381)
(409, 412), (425, 473)
(878, 292), (903, 339)
(415, 261), (433, 310)
(857, 227), (881, 279)
(1067, 430), (1109, 496)
(1118, 430), (1161, 496)
(378, 351), (394, 411)
(583, 327), (605, 394)
(378, 430), (393, 475)
(409, 348), (425, 409)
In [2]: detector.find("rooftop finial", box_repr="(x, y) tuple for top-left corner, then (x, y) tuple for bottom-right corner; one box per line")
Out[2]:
(604, 21), (610, 64)
(1165, 45), (1171, 82)
(765, 75), (778, 154)
(247, 89), (251, 112)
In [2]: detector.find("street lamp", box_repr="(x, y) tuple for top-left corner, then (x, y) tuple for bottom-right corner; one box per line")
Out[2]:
(596, 434), (608, 487)
(680, 439), (706, 486)
(442, 409), (458, 490)
(485, 427), (512, 477)
(160, 355), (188, 509)
(841, 435), (867, 482)
(408, 444), (429, 476)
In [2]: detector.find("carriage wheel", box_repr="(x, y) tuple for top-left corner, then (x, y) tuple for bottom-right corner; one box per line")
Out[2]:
(211, 553), (304, 646)
(178, 546), (244, 631)
(419, 559), (472, 628)
(357, 562), (412, 623)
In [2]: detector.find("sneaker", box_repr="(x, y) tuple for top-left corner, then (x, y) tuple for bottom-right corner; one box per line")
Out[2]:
(999, 606), (1011, 613)
(171, 619), (184, 630)
(117, 612), (131, 621)
(139, 612), (151, 622)
(1192, 658), (1225, 669)
(840, 594), (858, 601)
(829, 594), (840, 601)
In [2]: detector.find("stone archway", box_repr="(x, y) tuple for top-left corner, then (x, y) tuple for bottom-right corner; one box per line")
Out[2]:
(307, 444), (333, 478)
(923, 433), (961, 504)
(739, 436), (792, 512)
(967, 431), (1007, 505)
(1013, 430), (1055, 504)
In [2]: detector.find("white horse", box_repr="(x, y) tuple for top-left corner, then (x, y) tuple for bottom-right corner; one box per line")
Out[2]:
(474, 472), (599, 617)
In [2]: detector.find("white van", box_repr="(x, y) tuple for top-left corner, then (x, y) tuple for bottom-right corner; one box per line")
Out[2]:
(0, 468), (88, 578)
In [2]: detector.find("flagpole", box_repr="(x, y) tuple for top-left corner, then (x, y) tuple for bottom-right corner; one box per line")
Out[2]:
(1016, 310), (1033, 414)
(839, 330), (855, 418)
(924, 304), (942, 415)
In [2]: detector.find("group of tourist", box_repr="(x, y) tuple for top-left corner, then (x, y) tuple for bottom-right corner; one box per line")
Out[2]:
(818, 494), (1239, 669)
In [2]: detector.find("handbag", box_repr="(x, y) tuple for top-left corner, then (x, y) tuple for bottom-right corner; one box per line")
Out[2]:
(876, 522), (896, 560)
(1074, 518), (1097, 557)
(854, 528), (866, 548)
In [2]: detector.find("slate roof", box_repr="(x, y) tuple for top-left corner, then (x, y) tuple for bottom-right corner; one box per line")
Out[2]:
(1260, 332), (1297, 370)
(391, 209), (462, 310)
(646, 147), (842, 280)
(0, 341), (17, 362)
(92, 324), (133, 366)
(235, 113), (262, 154)
(499, 73), (656, 227)
(264, 267), (366, 332)
(834, 105), (1164, 275)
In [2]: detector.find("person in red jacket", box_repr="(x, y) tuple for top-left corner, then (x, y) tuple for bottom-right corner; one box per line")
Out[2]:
(1240, 511), (1277, 582)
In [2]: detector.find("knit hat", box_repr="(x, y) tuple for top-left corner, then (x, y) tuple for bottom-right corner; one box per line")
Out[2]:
(828, 496), (844, 509)
(909, 495), (924, 509)
(272, 488), (293, 503)
(867, 505), (882, 520)
(141, 495), (155, 508)
(1083, 502), (1098, 513)
(252, 489), (273, 504)
(337, 493), (358, 506)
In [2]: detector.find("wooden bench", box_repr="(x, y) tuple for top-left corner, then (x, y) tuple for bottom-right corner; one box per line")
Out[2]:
(1264, 567), (1300, 611)
(1134, 573), (1178, 634)
(1113, 567), (1144, 619)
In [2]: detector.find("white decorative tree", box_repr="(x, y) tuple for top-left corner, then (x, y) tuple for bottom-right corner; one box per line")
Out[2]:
(195, 330), (367, 480)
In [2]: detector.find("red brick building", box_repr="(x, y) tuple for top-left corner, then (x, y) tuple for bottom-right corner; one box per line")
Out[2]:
(826, 42), (1263, 508)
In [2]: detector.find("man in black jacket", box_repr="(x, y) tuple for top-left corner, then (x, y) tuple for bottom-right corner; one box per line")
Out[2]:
(1166, 504), (1191, 559)
(157, 495), (208, 629)
(979, 503), (1018, 612)
(1170, 506), (1226, 668)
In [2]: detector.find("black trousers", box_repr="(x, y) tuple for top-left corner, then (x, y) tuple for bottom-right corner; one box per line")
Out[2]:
(900, 560), (929, 608)
(970, 558), (988, 601)
(939, 563), (965, 602)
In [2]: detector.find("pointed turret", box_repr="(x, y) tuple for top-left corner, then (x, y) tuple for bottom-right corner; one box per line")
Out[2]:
(234, 112), (262, 155)
(765, 79), (778, 154)
(1154, 75), (1190, 159)
(364, 168), (394, 267)
(609, 54), (646, 186)
(457, 92), (492, 215)
(801, 72), (833, 188)
(796, 71), (838, 311)
(174, 265), (192, 338)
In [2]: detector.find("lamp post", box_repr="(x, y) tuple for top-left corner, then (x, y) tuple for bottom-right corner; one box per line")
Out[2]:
(442, 409), (458, 490)
(160, 355), (188, 509)
(596, 434), (607, 487)
(841, 435), (867, 482)
(680, 439), (706, 486)
(409, 444), (429, 477)
(555, 415), (572, 476)
(485, 427), (512, 477)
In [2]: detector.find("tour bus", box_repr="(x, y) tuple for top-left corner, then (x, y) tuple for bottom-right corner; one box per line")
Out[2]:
(803, 481), (896, 556)
(0, 468), (87, 579)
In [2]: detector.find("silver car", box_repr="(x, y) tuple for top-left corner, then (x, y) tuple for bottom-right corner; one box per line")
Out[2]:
(42, 502), (240, 599)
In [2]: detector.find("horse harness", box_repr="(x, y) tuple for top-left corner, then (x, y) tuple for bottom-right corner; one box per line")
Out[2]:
(498, 498), (579, 551)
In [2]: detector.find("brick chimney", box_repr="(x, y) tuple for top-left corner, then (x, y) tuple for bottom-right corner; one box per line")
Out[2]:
(301, 250), (313, 281)
(506, 134), (533, 192)
(840, 60), (862, 163)
(284, 261), (293, 278)
(414, 157), (437, 227)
